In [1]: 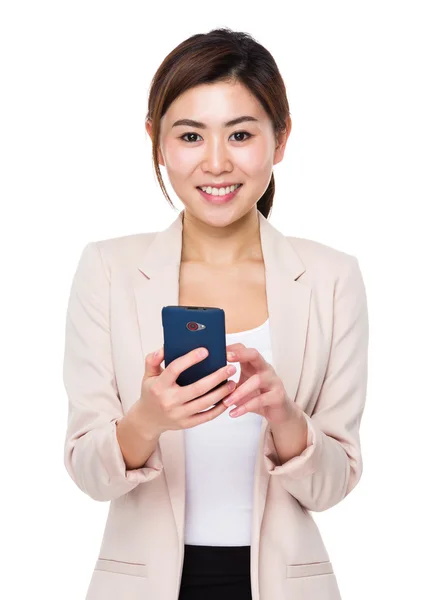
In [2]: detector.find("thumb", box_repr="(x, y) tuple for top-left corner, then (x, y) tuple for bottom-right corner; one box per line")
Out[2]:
(143, 347), (164, 380)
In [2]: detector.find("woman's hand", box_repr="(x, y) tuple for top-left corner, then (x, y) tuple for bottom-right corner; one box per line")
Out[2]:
(128, 345), (236, 438)
(223, 343), (298, 424)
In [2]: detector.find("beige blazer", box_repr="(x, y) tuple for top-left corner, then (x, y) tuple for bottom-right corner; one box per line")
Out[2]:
(63, 208), (369, 600)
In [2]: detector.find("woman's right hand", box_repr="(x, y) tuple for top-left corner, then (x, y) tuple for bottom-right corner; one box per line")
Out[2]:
(129, 346), (237, 438)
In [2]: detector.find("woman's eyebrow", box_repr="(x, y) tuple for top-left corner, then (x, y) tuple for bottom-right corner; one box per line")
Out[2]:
(171, 115), (259, 129)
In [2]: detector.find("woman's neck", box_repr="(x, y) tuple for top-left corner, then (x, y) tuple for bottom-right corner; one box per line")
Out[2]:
(180, 208), (263, 267)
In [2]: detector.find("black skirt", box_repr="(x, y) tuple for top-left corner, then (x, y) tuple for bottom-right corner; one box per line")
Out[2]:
(178, 544), (252, 600)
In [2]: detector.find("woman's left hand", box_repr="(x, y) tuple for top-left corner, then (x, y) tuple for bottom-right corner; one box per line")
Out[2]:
(223, 343), (298, 424)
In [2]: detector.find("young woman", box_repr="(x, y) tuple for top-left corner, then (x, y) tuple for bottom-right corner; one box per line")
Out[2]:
(63, 28), (369, 600)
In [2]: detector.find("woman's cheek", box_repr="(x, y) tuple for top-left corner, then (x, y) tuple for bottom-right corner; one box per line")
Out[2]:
(239, 145), (273, 175)
(164, 145), (198, 174)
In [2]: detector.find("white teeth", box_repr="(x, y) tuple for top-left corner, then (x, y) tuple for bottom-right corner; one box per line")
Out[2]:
(199, 184), (241, 196)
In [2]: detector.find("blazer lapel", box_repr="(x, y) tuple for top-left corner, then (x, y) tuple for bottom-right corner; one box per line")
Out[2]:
(133, 208), (309, 560)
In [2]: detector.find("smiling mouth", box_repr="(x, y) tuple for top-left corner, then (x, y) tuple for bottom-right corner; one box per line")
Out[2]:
(196, 183), (243, 196)
(196, 183), (243, 204)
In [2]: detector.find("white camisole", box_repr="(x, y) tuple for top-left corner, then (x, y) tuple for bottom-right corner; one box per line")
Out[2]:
(183, 317), (272, 546)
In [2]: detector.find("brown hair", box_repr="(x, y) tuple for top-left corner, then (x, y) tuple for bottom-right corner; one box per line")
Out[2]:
(145, 27), (291, 220)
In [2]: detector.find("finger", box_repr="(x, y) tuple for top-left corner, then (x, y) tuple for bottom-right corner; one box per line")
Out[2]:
(223, 372), (270, 406)
(162, 346), (208, 387)
(229, 390), (275, 417)
(180, 363), (234, 403)
(223, 374), (259, 406)
(143, 347), (165, 380)
(227, 347), (267, 370)
(188, 393), (230, 427)
(186, 379), (235, 414)
(226, 342), (246, 352)
(226, 343), (246, 360)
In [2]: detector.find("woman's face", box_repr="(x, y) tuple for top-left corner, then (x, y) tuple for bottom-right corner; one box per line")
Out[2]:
(147, 80), (290, 225)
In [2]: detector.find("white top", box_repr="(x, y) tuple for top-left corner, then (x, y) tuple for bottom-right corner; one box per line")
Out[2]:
(183, 317), (272, 546)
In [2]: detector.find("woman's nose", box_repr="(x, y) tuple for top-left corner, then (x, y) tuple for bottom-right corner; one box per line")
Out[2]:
(202, 140), (232, 171)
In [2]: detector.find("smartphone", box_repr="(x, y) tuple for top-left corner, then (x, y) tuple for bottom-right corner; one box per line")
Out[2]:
(161, 305), (228, 404)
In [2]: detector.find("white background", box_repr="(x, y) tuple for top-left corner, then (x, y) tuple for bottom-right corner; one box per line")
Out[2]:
(1, 1), (429, 598)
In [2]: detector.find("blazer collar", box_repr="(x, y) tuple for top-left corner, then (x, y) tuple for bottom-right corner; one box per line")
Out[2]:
(133, 208), (310, 578)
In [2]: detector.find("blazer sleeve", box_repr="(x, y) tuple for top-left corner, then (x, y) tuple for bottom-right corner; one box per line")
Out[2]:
(263, 255), (369, 512)
(63, 242), (164, 502)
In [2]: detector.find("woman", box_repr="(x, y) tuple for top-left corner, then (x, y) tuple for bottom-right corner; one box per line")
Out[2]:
(63, 28), (369, 600)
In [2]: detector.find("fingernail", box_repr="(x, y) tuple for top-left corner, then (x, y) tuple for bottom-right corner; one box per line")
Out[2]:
(227, 351), (235, 360)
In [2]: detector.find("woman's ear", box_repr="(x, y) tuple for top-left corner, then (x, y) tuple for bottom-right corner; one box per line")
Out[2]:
(145, 118), (165, 166)
(273, 116), (292, 165)
(145, 117), (153, 140)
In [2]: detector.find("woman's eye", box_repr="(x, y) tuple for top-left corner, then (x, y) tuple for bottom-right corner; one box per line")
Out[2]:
(180, 131), (253, 143)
